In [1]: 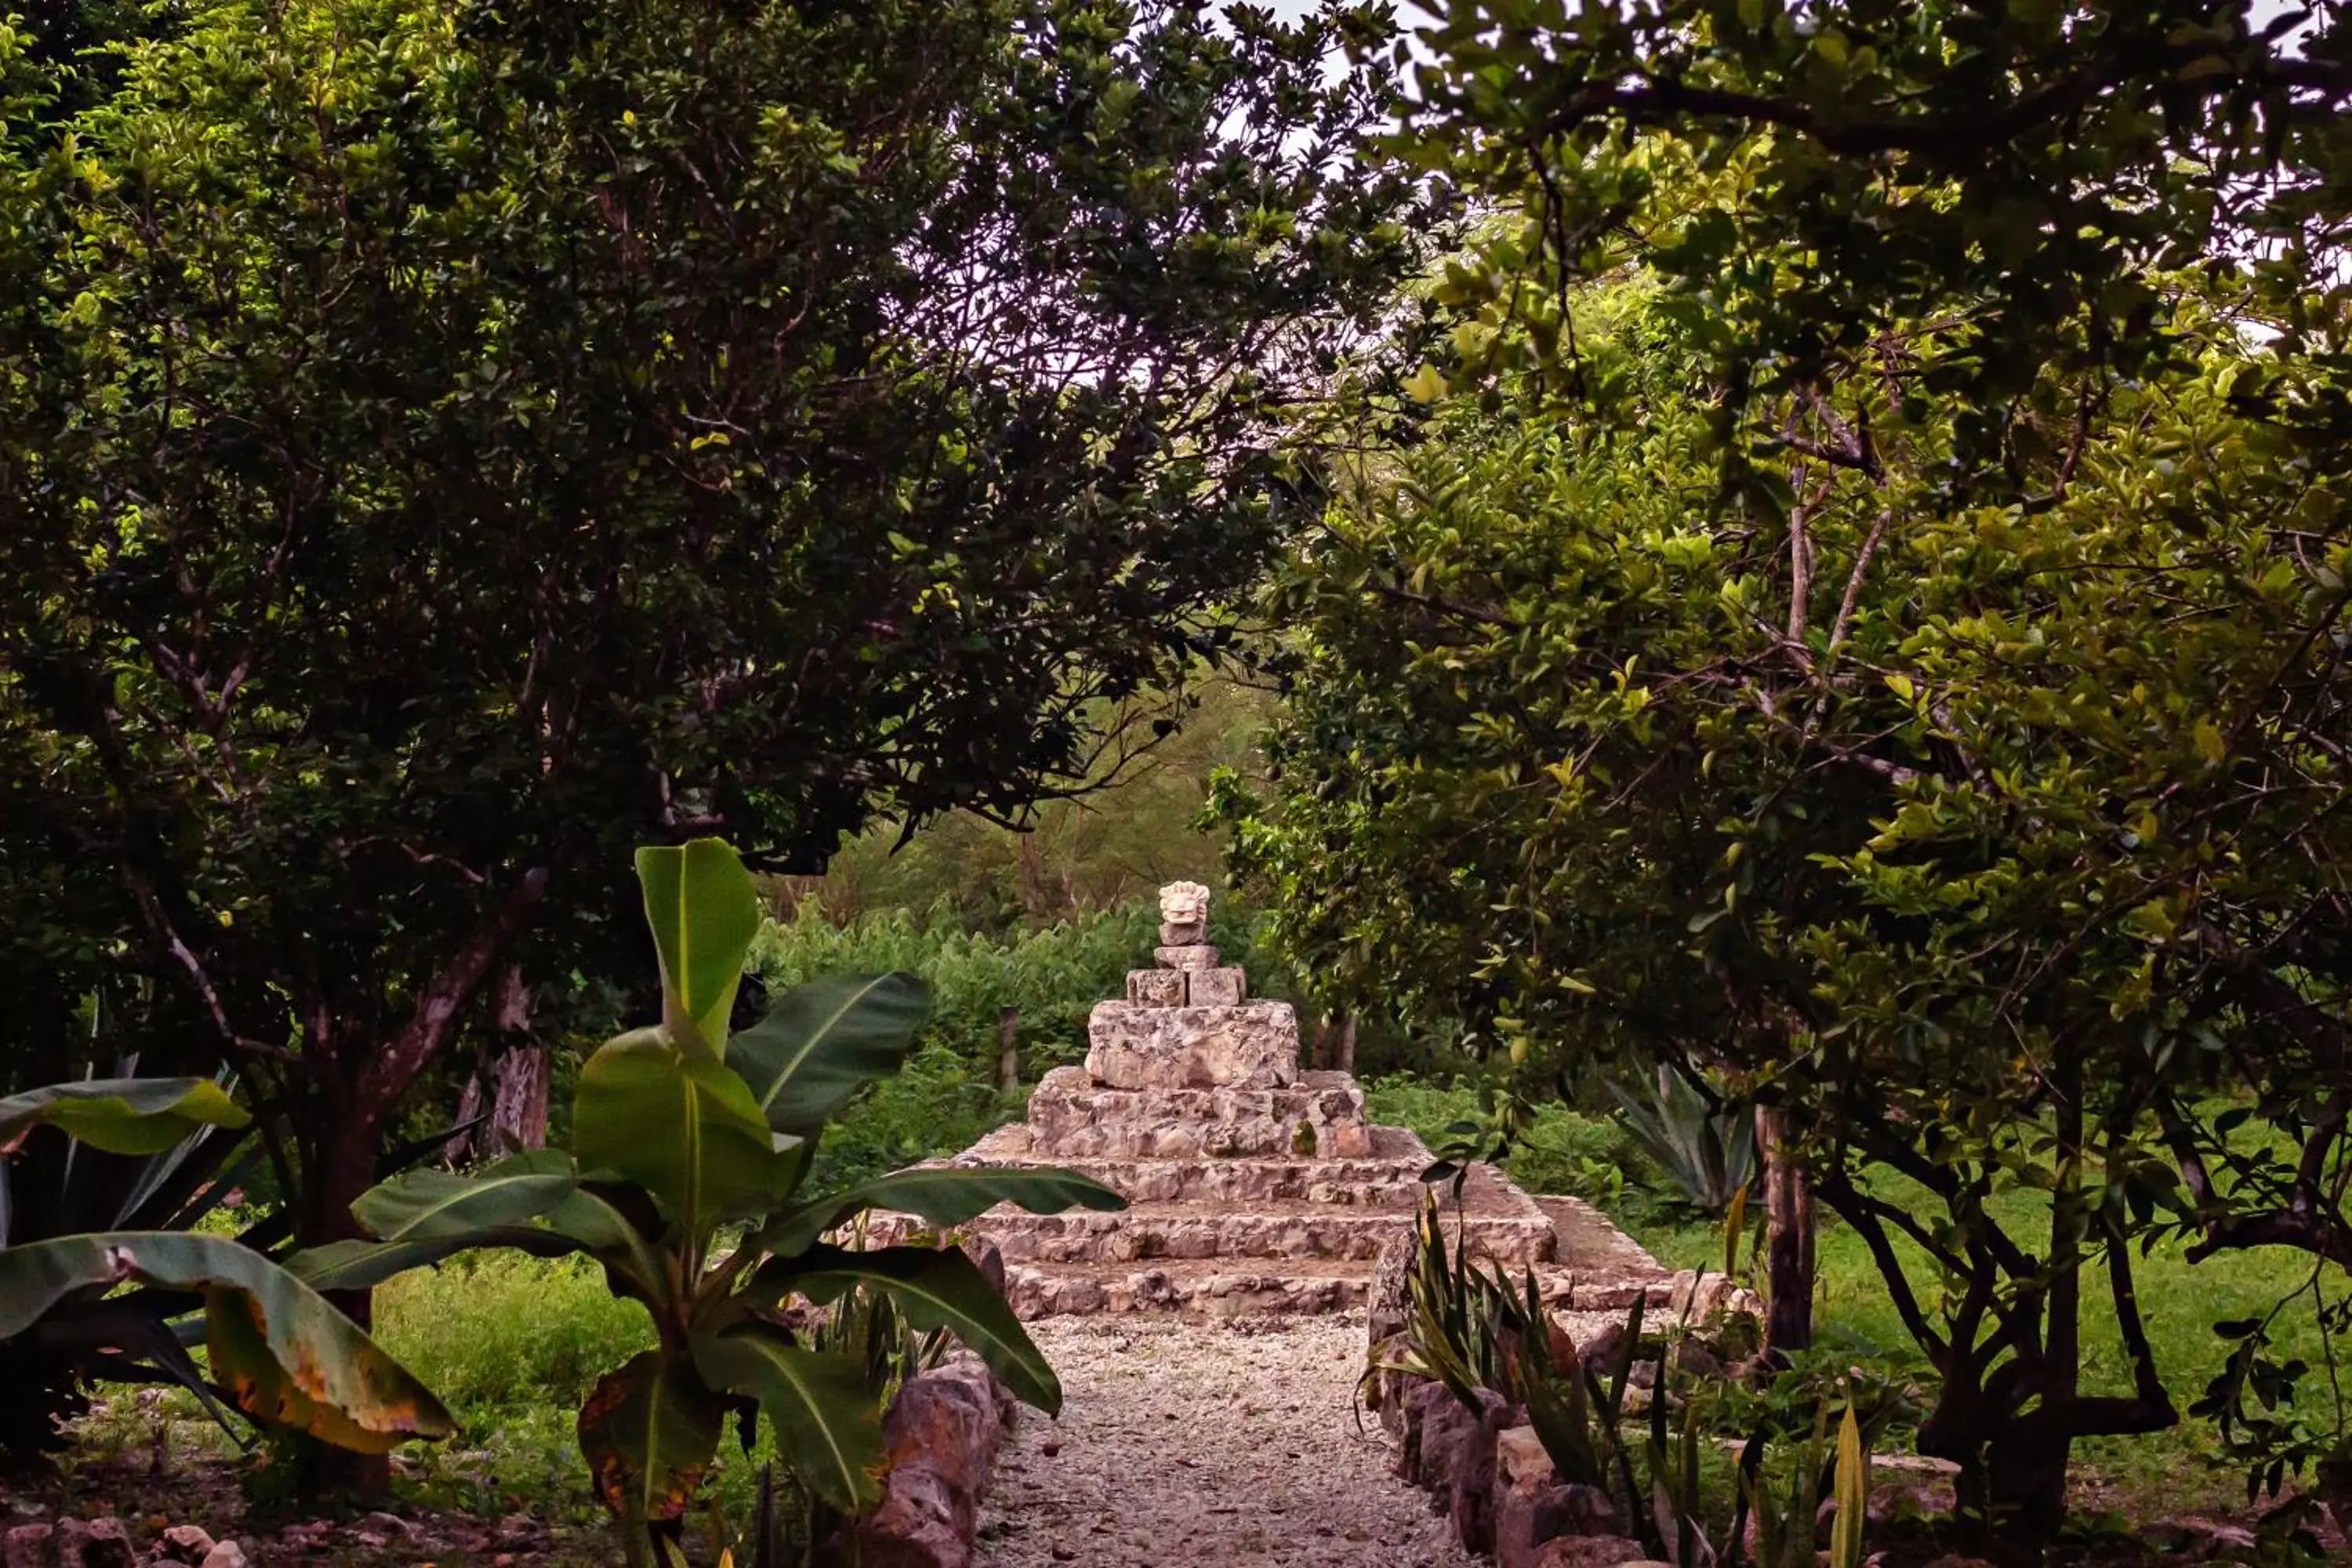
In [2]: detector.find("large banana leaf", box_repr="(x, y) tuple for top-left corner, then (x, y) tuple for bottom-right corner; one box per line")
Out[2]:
(636, 840), (762, 1058)
(754, 1163), (1125, 1260)
(574, 1033), (786, 1239)
(0, 1078), (249, 1156)
(351, 1148), (579, 1241)
(577, 1350), (726, 1537)
(771, 1243), (1060, 1413)
(729, 972), (931, 1138)
(688, 1327), (885, 1512)
(0, 1232), (452, 1451)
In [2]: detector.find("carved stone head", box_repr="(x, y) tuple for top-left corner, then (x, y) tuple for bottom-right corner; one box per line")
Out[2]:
(1158, 880), (1210, 927)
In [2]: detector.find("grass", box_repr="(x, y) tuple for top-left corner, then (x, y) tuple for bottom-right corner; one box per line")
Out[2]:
(1366, 1082), (2347, 1522)
(1628, 1178), (2343, 1520)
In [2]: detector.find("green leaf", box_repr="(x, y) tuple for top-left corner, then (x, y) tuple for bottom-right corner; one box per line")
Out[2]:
(767, 1243), (1061, 1413)
(1829, 1402), (1868, 1568)
(0, 1232), (452, 1452)
(688, 1328), (885, 1512)
(352, 1149), (578, 1242)
(754, 1163), (1125, 1259)
(577, 1349), (725, 1530)
(285, 1229), (589, 1292)
(574, 1033), (785, 1240)
(636, 839), (762, 1058)
(729, 972), (932, 1138)
(0, 1078), (249, 1156)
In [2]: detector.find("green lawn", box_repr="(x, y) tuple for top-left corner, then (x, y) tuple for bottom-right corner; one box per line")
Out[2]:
(1365, 1080), (2345, 1521)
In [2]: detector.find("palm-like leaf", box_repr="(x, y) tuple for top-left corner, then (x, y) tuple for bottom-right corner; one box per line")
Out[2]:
(636, 840), (763, 1058)
(729, 972), (931, 1138)
(689, 1328), (886, 1512)
(0, 1078), (249, 1156)
(575, 1034), (786, 1236)
(769, 1243), (1062, 1413)
(0, 1232), (452, 1451)
(754, 1163), (1125, 1259)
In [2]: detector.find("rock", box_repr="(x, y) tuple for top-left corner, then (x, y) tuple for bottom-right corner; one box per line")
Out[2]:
(199, 1544), (249, 1568)
(54, 1519), (132, 1568)
(1124, 969), (1186, 1006)
(1083, 1000), (1299, 1090)
(1398, 1381), (1450, 1483)
(3, 1523), (53, 1568)
(1158, 919), (1207, 946)
(1182, 967), (1247, 1007)
(1447, 1392), (1515, 1553)
(1671, 1338), (1725, 1382)
(1152, 945), (1220, 970)
(159, 1526), (216, 1563)
(1365, 1334), (1421, 1438)
(1530, 1537), (1650, 1568)
(1495, 1428), (1619, 1568)
(829, 1357), (1007, 1568)
(960, 1236), (1008, 1301)
(1368, 1234), (1413, 1351)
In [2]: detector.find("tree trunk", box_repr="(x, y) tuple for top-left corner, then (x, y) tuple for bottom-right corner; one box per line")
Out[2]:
(997, 1006), (1021, 1093)
(1337, 1014), (1356, 1073)
(1755, 1103), (1815, 1356)
(296, 1096), (392, 1501)
(441, 965), (546, 1163)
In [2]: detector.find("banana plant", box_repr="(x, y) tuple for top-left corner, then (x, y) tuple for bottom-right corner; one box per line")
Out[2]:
(296, 839), (1124, 1564)
(0, 1075), (458, 1468)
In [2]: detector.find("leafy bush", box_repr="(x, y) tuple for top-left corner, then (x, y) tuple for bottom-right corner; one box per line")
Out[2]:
(1360, 1076), (1653, 1207)
(375, 1255), (655, 1419)
(751, 897), (1308, 1180)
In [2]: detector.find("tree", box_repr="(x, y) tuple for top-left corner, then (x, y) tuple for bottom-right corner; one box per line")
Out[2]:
(1227, 0), (2352, 1530)
(1227, 262), (2352, 1541)
(0, 0), (1422, 1294)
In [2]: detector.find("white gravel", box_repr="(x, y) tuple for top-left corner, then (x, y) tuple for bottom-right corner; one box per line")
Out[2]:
(975, 1312), (1480, 1568)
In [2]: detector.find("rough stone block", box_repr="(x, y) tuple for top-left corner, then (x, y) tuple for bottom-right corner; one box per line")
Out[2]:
(1154, 944), (1220, 970)
(5, 1524), (53, 1568)
(1530, 1538), (1650, 1568)
(1183, 967), (1247, 1007)
(1449, 1393), (1515, 1553)
(1123, 969), (1185, 1006)
(1159, 919), (1207, 946)
(1084, 1000), (1297, 1089)
(1024, 1067), (1369, 1159)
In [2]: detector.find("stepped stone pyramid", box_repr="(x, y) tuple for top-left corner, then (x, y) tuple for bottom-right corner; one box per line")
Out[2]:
(875, 883), (1668, 1319)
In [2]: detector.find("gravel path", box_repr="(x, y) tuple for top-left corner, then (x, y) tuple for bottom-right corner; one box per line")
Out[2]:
(975, 1312), (1479, 1568)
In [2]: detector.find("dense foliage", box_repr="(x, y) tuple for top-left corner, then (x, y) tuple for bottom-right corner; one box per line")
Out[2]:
(0, 0), (1427, 1291)
(307, 840), (1123, 1564)
(1224, 0), (2352, 1539)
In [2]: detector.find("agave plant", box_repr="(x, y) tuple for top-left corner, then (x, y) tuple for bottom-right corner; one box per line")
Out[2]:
(1604, 1064), (1757, 1218)
(0, 1075), (457, 1468)
(297, 839), (1123, 1564)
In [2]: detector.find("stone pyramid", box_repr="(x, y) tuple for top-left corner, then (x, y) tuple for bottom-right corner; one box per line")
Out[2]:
(873, 883), (1666, 1319)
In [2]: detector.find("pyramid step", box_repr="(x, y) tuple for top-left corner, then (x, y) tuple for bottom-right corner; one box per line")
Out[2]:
(1022, 1066), (1373, 1159)
(870, 1193), (1555, 1267)
(1004, 1258), (1381, 1320)
(1002, 1257), (1594, 1321)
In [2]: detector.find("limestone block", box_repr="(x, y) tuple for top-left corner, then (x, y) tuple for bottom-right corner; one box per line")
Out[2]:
(1183, 967), (1247, 1007)
(1154, 944), (1220, 970)
(1084, 1000), (1297, 1089)
(1160, 919), (1207, 946)
(5, 1525), (53, 1568)
(1024, 1066), (1369, 1159)
(1124, 969), (1185, 1006)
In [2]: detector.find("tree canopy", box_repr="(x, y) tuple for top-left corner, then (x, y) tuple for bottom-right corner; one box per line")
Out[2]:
(1221, 0), (2352, 1534)
(0, 0), (1427, 1248)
